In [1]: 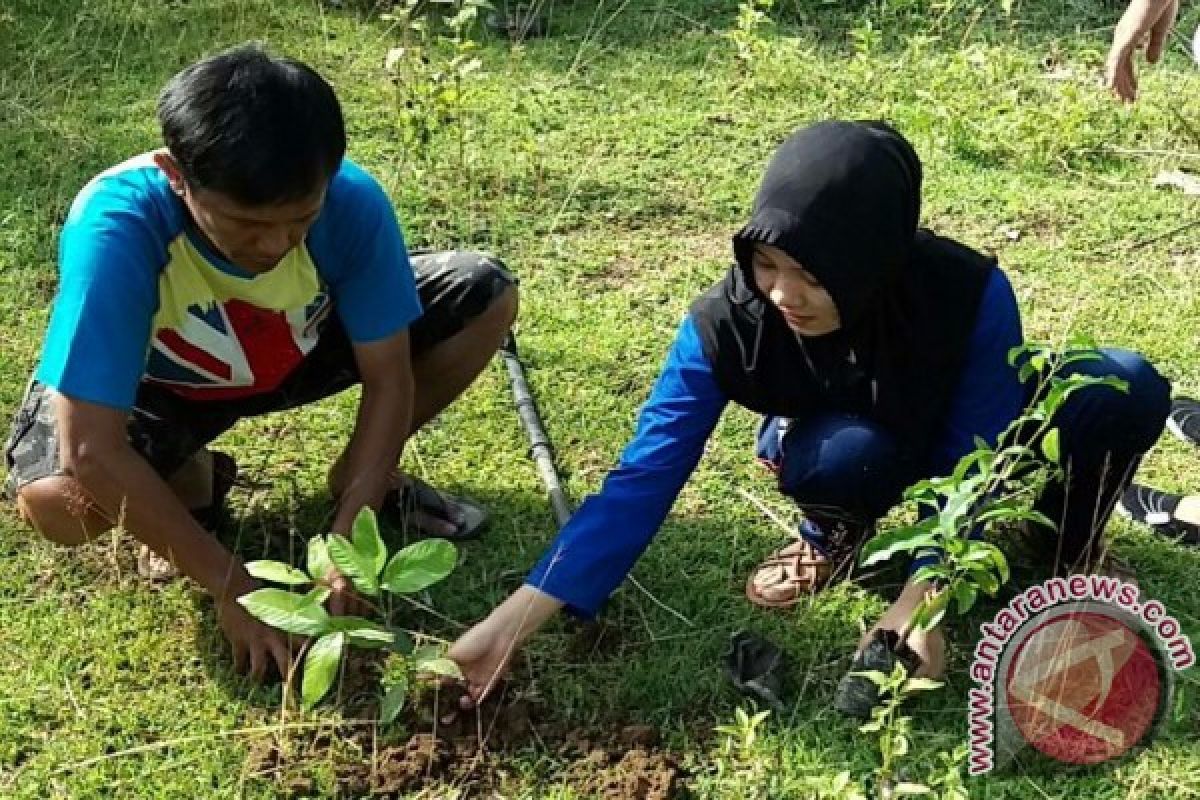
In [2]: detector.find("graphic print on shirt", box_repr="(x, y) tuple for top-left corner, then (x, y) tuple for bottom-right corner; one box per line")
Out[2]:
(144, 234), (331, 401)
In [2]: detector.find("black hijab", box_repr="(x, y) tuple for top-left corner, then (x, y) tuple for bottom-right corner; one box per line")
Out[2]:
(690, 120), (995, 462)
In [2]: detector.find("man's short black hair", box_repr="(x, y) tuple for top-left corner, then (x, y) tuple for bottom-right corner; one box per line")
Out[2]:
(157, 43), (346, 206)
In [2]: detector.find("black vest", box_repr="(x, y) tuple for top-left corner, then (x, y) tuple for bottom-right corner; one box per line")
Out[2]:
(690, 229), (995, 463)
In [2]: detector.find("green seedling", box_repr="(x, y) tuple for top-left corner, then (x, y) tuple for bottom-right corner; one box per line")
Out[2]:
(714, 706), (772, 760)
(851, 339), (1127, 796)
(853, 662), (943, 798)
(237, 506), (460, 716)
(860, 337), (1128, 641)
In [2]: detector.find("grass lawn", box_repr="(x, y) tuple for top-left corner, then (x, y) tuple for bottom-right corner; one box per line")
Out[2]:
(2, 0), (1199, 796)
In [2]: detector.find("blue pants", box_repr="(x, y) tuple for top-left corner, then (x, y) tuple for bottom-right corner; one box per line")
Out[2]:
(756, 349), (1171, 565)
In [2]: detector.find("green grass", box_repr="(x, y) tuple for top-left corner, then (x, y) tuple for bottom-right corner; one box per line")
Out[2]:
(2, 0), (1199, 796)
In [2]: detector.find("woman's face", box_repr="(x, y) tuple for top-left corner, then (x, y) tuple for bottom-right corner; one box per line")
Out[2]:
(751, 244), (841, 336)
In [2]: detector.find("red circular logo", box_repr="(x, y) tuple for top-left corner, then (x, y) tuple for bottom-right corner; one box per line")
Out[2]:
(1003, 610), (1162, 765)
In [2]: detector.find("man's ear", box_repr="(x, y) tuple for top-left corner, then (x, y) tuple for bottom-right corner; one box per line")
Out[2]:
(152, 151), (187, 196)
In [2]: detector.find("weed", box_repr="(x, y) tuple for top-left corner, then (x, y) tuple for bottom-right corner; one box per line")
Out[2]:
(727, 0), (776, 77)
(854, 661), (943, 797)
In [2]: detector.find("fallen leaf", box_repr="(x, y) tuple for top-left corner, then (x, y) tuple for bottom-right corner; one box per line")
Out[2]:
(1152, 170), (1200, 196)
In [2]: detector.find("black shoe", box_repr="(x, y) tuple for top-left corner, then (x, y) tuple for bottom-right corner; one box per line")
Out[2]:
(1167, 397), (1200, 447)
(1117, 483), (1200, 545)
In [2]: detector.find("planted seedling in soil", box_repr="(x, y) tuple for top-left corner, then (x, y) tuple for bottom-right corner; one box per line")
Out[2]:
(237, 506), (461, 717)
(838, 338), (1129, 718)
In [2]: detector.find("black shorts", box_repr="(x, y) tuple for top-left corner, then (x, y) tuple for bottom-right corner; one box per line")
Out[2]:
(3, 250), (515, 499)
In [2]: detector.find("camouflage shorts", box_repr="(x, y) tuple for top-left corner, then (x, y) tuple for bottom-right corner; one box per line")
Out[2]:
(3, 251), (516, 500)
(3, 379), (59, 501)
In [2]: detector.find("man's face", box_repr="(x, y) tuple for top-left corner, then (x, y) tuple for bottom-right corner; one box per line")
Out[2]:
(154, 152), (325, 274)
(751, 243), (841, 336)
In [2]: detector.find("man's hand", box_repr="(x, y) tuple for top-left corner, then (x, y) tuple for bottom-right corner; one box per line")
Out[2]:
(1105, 0), (1179, 102)
(216, 595), (299, 682)
(857, 579), (947, 680)
(325, 569), (373, 617)
(449, 585), (563, 707)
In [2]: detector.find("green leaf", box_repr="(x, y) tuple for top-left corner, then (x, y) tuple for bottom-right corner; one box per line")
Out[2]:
(1099, 375), (1129, 393)
(380, 675), (409, 725)
(304, 587), (332, 607)
(858, 718), (885, 733)
(969, 563), (1001, 596)
(952, 581), (977, 614)
(1041, 428), (1061, 464)
(952, 447), (991, 484)
(988, 546), (1011, 585)
(1061, 348), (1102, 365)
(893, 782), (932, 796)
(237, 588), (331, 636)
(389, 629), (415, 655)
(860, 521), (938, 567)
(892, 732), (909, 757)
(381, 539), (458, 594)
(327, 534), (379, 597)
(849, 669), (890, 688)
(912, 590), (950, 631)
(1023, 510), (1057, 531)
(416, 657), (463, 680)
(328, 616), (395, 649)
(910, 565), (949, 585)
(245, 560), (311, 586)
(351, 507), (387, 579)
(903, 677), (944, 693)
(307, 536), (335, 583)
(302, 632), (345, 710)
(412, 644), (463, 679)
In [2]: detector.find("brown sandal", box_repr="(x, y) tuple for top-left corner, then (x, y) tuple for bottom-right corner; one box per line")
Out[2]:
(745, 537), (835, 608)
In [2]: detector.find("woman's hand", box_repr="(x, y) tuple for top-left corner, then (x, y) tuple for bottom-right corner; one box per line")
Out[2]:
(856, 578), (947, 680)
(449, 585), (563, 707)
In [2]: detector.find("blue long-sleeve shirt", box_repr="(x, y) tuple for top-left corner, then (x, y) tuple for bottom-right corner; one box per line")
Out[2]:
(527, 269), (1024, 617)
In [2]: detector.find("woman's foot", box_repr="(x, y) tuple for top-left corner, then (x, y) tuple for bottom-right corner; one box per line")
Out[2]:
(745, 519), (851, 607)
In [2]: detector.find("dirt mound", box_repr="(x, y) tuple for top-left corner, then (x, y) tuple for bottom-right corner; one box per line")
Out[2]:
(337, 733), (457, 797)
(251, 689), (688, 798)
(566, 746), (684, 800)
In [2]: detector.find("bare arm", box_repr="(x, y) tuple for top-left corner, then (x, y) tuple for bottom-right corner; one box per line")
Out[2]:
(1105, 0), (1179, 102)
(56, 393), (293, 679)
(330, 328), (415, 534)
(57, 393), (252, 598)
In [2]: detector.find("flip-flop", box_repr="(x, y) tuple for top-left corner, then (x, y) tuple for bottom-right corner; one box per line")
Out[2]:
(189, 451), (238, 532)
(380, 476), (488, 542)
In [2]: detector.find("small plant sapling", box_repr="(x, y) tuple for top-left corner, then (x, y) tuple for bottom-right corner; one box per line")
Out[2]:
(853, 662), (943, 798)
(838, 339), (1128, 715)
(237, 507), (461, 717)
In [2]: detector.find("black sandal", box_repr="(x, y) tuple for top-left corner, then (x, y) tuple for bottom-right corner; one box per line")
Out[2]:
(380, 476), (488, 542)
(189, 451), (238, 532)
